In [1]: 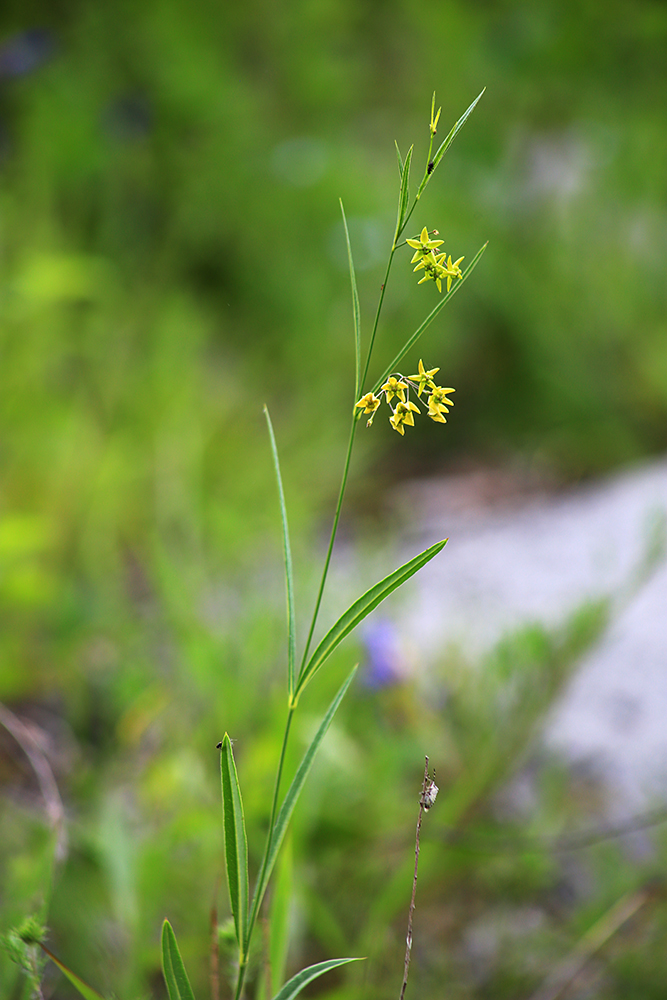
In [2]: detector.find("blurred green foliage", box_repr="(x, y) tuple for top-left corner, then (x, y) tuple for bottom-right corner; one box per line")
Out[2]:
(2, 0), (667, 997)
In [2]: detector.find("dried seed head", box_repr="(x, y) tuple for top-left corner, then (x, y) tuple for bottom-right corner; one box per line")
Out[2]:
(422, 774), (439, 810)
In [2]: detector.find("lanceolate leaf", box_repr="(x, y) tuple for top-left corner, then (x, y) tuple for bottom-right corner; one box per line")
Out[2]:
(271, 957), (364, 1000)
(40, 946), (105, 1000)
(247, 667), (357, 943)
(264, 406), (297, 700)
(394, 140), (404, 178)
(393, 144), (413, 244)
(340, 201), (362, 402)
(267, 832), (293, 997)
(431, 88), (485, 173)
(161, 920), (197, 1000)
(295, 540), (446, 698)
(220, 734), (249, 949)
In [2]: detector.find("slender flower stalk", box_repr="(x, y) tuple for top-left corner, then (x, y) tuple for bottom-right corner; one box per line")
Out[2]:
(399, 757), (439, 1000)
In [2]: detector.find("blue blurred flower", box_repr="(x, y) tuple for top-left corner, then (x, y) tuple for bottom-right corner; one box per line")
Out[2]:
(361, 619), (403, 689)
(0, 29), (54, 79)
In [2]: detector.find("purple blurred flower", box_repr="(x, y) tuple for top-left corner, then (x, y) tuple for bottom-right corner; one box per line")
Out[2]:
(0, 29), (54, 79)
(361, 619), (403, 689)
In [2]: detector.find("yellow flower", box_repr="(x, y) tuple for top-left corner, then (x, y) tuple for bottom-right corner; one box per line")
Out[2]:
(414, 251), (464, 293)
(389, 399), (420, 435)
(407, 359), (440, 396)
(379, 376), (408, 405)
(354, 392), (381, 426)
(414, 252), (448, 292)
(427, 385), (455, 423)
(442, 254), (464, 292)
(406, 227), (444, 264)
(429, 93), (441, 137)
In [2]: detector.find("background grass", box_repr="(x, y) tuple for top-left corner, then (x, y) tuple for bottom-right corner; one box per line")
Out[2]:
(2, 0), (667, 996)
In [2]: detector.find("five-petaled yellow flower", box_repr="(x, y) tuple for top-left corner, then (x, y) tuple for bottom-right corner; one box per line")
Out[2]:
(390, 400), (420, 435)
(406, 227), (444, 264)
(427, 385), (455, 423)
(379, 376), (408, 405)
(414, 250), (464, 293)
(408, 359), (440, 396)
(442, 254), (464, 291)
(354, 392), (381, 426)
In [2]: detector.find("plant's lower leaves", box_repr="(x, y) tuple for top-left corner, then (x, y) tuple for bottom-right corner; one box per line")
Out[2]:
(162, 920), (197, 1000)
(40, 945), (105, 1000)
(247, 667), (357, 944)
(271, 957), (364, 1000)
(220, 734), (249, 949)
(268, 832), (293, 997)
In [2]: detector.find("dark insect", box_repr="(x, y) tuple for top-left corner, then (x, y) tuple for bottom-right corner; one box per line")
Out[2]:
(216, 741), (222, 749)
(427, 161), (434, 174)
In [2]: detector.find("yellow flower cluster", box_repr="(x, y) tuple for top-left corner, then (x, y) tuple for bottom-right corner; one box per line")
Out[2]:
(406, 228), (464, 293)
(355, 360), (455, 435)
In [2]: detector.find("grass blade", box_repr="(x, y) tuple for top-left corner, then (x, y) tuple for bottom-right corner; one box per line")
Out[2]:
(40, 945), (106, 1000)
(373, 241), (488, 394)
(394, 140), (404, 177)
(248, 667), (357, 939)
(340, 201), (362, 402)
(219, 734), (249, 950)
(266, 832), (293, 998)
(393, 144), (413, 245)
(270, 957), (364, 1000)
(161, 920), (197, 1000)
(430, 87), (485, 173)
(296, 540), (446, 698)
(264, 406), (297, 700)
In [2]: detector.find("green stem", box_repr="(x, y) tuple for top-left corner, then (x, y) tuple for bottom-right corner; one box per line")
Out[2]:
(359, 250), (395, 395)
(301, 416), (359, 668)
(249, 706), (295, 937)
(233, 956), (248, 1000)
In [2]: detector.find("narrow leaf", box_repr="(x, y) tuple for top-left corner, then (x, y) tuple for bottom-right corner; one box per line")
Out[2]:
(271, 957), (364, 1000)
(220, 734), (249, 949)
(340, 201), (362, 402)
(373, 241), (488, 394)
(393, 144), (413, 244)
(161, 920), (197, 1000)
(296, 540), (446, 697)
(248, 667), (357, 940)
(394, 140), (404, 177)
(40, 945), (106, 1000)
(267, 832), (293, 998)
(431, 88), (485, 173)
(264, 406), (297, 700)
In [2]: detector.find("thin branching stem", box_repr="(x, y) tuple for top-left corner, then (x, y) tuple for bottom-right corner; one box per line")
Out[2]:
(399, 757), (430, 1000)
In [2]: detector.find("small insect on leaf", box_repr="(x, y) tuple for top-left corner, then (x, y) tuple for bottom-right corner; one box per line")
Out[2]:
(427, 161), (434, 174)
(216, 741), (222, 749)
